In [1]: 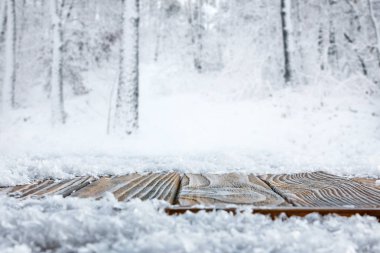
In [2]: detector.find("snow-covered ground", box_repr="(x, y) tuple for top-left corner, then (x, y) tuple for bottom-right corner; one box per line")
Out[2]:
(1, 65), (380, 186)
(1, 42), (380, 253)
(0, 195), (379, 253)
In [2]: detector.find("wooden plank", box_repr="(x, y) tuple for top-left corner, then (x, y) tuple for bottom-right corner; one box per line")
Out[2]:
(165, 207), (380, 221)
(352, 178), (380, 190)
(32, 176), (95, 197)
(7, 180), (47, 197)
(70, 176), (121, 198)
(178, 173), (289, 207)
(72, 173), (181, 204)
(7, 177), (94, 198)
(260, 171), (380, 208)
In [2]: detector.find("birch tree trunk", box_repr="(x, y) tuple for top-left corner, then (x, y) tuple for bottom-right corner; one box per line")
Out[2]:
(2, 0), (16, 111)
(50, 0), (66, 124)
(114, 0), (139, 135)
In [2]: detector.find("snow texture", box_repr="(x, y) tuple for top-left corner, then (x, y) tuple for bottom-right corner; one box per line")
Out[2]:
(1, 1), (380, 185)
(0, 66), (379, 186)
(0, 195), (379, 253)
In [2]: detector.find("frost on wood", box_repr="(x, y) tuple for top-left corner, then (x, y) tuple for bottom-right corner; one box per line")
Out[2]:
(114, 0), (139, 135)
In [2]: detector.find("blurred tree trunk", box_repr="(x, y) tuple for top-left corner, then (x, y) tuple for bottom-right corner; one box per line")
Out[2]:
(114, 0), (140, 135)
(187, 0), (204, 73)
(193, 0), (204, 73)
(50, 0), (66, 124)
(367, 0), (380, 70)
(2, 0), (16, 111)
(280, 0), (293, 85)
(327, 0), (339, 72)
(0, 0), (6, 38)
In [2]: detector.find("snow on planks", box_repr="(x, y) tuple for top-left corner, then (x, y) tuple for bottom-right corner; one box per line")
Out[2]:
(7, 177), (94, 198)
(260, 171), (380, 208)
(72, 173), (181, 204)
(178, 173), (288, 206)
(2, 171), (380, 217)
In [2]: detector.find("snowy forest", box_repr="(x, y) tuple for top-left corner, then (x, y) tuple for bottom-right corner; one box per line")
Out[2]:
(1, 2), (380, 251)
(1, 0), (380, 128)
(0, 0), (380, 180)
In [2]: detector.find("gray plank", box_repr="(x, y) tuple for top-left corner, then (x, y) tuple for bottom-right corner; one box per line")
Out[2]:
(260, 171), (380, 208)
(178, 173), (289, 207)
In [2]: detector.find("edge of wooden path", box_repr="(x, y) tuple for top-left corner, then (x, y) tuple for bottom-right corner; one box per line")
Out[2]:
(165, 207), (380, 220)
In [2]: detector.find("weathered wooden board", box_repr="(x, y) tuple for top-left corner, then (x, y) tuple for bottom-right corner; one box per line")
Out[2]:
(7, 180), (50, 197)
(352, 178), (380, 190)
(260, 171), (380, 208)
(178, 173), (289, 206)
(7, 177), (94, 198)
(72, 173), (181, 204)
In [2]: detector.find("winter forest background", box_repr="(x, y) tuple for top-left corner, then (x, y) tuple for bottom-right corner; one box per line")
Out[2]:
(1, 0), (380, 184)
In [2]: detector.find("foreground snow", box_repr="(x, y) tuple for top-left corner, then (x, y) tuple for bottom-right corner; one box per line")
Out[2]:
(0, 196), (379, 253)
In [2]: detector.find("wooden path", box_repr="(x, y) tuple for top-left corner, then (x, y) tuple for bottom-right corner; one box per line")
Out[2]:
(1, 171), (380, 219)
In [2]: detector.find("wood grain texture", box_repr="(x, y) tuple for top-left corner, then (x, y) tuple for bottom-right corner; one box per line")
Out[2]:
(178, 173), (289, 207)
(260, 171), (380, 208)
(72, 173), (181, 204)
(7, 177), (94, 198)
(352, 178), (380, 190)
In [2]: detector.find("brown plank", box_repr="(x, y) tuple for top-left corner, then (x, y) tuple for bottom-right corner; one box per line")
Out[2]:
(165, 207), (380, 221)
(72, 173), (181, 204)
(33, 176), (95, 197)
(7, 177), (94, 198)
(7, 180), (49, 197)
(177, 173), (289, 207)
(260, 171), (380, 208)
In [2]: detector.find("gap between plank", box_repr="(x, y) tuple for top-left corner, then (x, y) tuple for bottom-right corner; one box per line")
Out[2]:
(172, 173), (184, 205)
(65, 177), (97, 198)
(258, 176), (296, 207)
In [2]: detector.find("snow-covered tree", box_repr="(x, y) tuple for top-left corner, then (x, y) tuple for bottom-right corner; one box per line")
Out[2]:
(1, 0), (380, 125)
(114, 0), (140, 135)
(186, 0), (205, 73)
(2, 0), (16, 111)
(50, 0), (71, 125)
